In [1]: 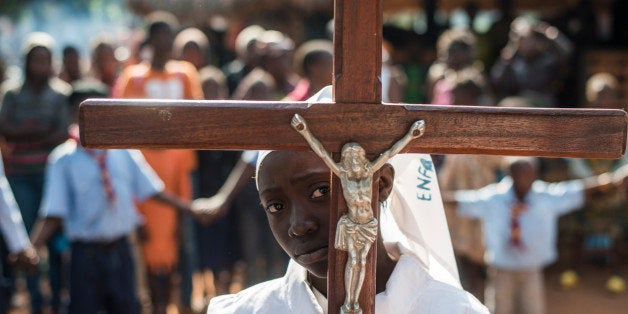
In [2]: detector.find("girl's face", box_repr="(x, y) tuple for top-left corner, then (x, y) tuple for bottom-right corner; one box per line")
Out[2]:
(257, 151), (331, 278)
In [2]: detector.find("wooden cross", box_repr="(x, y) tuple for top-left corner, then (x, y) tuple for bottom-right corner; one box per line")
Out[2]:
(79, 0), (627, 313)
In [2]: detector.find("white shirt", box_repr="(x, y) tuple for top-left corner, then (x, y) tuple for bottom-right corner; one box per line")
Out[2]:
(0, 153), (30, 253)
(207, 253), (488, 313)
(455, 176), (585, 270)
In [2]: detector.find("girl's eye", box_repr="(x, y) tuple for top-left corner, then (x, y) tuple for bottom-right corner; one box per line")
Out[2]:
(310, 185), (330, 199)
(265, 202), (284, 213)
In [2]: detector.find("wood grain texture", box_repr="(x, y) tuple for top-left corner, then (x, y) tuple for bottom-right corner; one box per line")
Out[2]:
(333, 0), (382, 104)
(80, 98), (628, 159)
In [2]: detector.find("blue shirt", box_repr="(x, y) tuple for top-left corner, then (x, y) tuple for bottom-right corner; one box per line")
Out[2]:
(40, 141), (164, 242)
(455, 177), (584, 270)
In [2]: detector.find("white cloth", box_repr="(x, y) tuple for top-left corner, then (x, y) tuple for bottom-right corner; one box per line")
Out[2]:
(384, 154), (461, 287)
(455, 177), (585, 270)
(0, 152), (30, 253)
(208, 249), (487, 313)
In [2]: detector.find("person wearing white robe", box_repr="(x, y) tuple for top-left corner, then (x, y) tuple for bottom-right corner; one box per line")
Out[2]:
(206, 87), (488, 313)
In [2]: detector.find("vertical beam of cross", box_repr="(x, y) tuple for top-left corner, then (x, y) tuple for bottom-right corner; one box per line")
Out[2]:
(333, 0), (382, 104)
(329, 1), (382, 313)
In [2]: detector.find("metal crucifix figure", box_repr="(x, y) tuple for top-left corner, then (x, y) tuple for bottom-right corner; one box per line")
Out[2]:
(291, 113), (425, 313)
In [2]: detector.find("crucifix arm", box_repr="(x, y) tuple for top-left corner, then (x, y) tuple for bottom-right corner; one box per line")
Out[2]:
(371, 120), (425, 171)
(291, 114), (342, 175)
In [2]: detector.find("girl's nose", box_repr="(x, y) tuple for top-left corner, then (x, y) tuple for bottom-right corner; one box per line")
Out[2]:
(288, 206), (318, 238)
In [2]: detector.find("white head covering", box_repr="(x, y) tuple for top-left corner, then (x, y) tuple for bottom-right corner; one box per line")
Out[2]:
(255, 86), (460, 288)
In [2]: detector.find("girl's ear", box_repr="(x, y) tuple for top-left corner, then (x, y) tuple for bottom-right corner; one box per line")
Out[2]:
(375, 164), (395, 202)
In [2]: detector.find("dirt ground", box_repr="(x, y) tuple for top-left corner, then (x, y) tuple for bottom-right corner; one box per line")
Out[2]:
(7, 263), (628, 314)
(545, 263), (628, 314)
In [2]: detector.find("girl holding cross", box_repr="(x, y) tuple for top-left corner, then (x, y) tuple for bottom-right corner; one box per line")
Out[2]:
(205, 88), (487, 314)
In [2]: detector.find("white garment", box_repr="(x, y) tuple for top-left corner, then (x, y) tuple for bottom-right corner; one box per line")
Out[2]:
(455, 177), (585, 270)
(0, 153), (30, 253)
(208, 250), (487, 313)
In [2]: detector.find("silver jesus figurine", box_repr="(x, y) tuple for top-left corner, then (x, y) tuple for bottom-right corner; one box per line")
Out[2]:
(291, 114), (425, 314)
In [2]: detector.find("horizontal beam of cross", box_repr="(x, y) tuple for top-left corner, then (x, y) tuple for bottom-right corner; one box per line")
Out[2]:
(79, 99), (627, 159)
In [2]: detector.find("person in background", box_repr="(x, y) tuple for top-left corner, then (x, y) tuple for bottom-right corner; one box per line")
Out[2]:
(174, 27), (210, 70)
(29, 123), (204, 314)
(445, 157), (626, 314)
(59, 45), (82, 84)
(232, 68), (276, 101)
(199, 66), (229, 101)
(446, 67), (493, 106)
(173, 26), (214, 313)
(490, 17), (573, 107)
(113, 11), (203, 313)
(426, 28), (482, 105)
(223, 25), (265, 96)
(0, 32), (70, 314)
(560, 72), (627, 293)
(89, 39), (120, 90)
(257, 30), (298, 99)
(285, 39), (333, 101)
(113, 12), (202, 101)
(136, 143), (196, 314)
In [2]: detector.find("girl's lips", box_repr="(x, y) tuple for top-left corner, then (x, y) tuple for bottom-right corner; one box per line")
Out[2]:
(295, 246), (328, 264)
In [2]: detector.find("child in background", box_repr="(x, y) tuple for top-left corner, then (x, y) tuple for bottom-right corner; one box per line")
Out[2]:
(29, 124), (204, 314)
(446, 157), (626, 314)
(285, 39), (333, 101)
(561, 72), (627, 292)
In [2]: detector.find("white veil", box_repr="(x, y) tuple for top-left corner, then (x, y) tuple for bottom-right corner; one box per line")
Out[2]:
(382, 154), (460, 287)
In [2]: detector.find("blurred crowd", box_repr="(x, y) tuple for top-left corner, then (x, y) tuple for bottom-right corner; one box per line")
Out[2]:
(0, 1), (627, 314)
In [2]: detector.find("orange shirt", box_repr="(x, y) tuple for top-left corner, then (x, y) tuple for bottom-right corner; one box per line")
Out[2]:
(112, 60), (203, 100)
(114, 60), (201, 271)
(137, 149), (196, 271)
